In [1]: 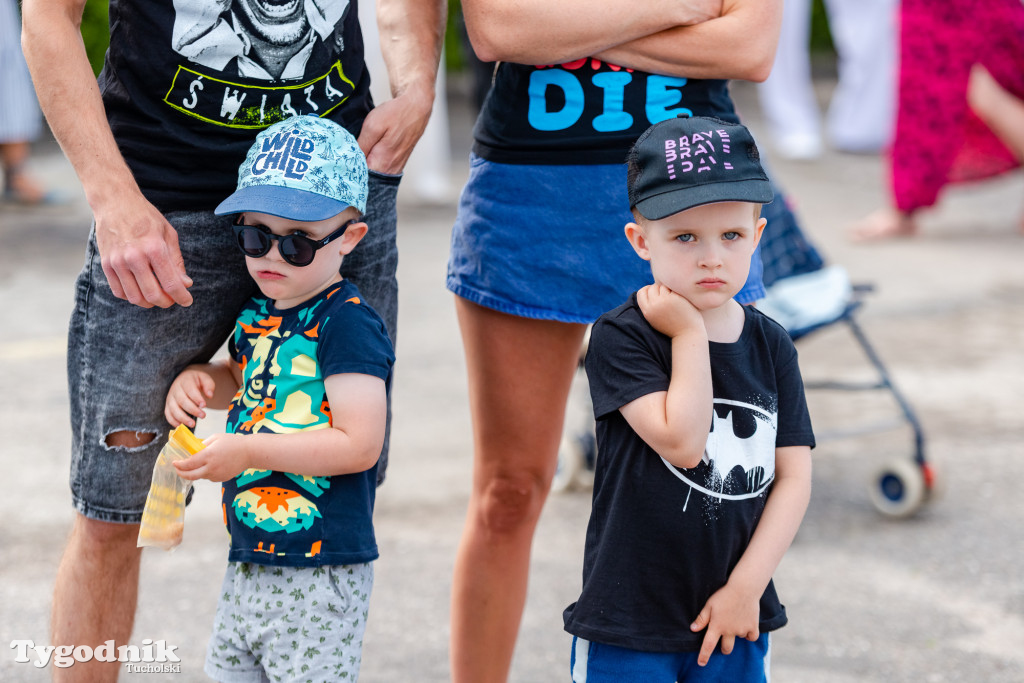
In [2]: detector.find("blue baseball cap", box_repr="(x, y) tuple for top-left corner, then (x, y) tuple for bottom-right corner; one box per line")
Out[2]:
(216, 115), (368, 220)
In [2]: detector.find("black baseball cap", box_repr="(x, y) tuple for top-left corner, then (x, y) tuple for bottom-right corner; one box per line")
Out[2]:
(627, 115), (773, 220)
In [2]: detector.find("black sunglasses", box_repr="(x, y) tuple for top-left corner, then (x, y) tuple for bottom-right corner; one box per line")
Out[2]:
(232, 218), (359, 267)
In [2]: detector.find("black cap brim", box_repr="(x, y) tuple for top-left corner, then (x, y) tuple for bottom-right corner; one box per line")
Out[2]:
(634, 178), (774, 221)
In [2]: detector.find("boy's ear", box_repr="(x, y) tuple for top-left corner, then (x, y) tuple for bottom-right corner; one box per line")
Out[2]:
(338, 221), (369, 255)
(752, 216), (767, 249)
(624, 222), (652, 261)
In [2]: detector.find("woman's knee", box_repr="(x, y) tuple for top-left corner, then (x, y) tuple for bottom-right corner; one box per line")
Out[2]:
(475, 471), (550, 536)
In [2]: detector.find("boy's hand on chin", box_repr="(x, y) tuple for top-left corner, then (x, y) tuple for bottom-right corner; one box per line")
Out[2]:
(637, 284), (704, 338)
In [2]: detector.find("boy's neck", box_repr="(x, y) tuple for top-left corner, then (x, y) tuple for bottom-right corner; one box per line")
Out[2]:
(700, 299), (746, 344)
(270, 274), (345, 311)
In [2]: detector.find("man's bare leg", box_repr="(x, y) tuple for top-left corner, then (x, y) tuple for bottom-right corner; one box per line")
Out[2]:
(52, 430), (148, 682)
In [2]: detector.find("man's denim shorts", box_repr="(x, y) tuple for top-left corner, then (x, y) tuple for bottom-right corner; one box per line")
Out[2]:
(66, 172), (400, 524)
(447, 155), (764, 324)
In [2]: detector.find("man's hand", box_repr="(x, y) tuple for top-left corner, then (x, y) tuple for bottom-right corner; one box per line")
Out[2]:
(636, 284), (703, 338)
(690, 579), (761, 666)
(357, 85), (435, 174)
(95, 194), (193, 308)
(173, 433), (251, 482)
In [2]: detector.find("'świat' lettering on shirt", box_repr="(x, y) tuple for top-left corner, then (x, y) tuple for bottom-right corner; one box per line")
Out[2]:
(163, 62), (354, 129)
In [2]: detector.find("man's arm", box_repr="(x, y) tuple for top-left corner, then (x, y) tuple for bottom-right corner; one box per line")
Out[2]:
(461, 0), (722, 65)
(174, 373), (388, 481)
(357, 0), (446, 174)
(21, 0), (193, 309)
(594, 0), (782, 82)
(689, 445), (812, 666)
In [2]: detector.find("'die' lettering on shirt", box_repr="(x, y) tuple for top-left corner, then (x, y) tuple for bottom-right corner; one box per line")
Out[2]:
(473, 59), (739, 165)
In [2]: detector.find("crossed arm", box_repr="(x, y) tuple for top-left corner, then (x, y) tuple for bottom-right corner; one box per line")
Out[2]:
(461, 0), (781, 82)
(165, 361), (387, 480)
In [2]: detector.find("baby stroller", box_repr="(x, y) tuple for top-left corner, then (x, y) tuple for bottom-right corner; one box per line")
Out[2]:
(553, 194), (938, 518)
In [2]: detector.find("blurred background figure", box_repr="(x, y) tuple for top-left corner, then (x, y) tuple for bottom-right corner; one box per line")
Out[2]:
(0, 0), (57, 205)
(852, 0), (1024, 240)
(757, 0), (897, 160)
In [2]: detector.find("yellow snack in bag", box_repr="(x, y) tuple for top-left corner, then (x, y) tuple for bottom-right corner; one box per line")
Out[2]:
(137, 425), (205, 550)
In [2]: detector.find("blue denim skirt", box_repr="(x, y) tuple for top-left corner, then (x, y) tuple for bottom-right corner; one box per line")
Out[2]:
(447, 155), (763, 324)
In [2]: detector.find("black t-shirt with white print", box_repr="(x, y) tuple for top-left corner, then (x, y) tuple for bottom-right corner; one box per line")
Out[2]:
(100, 0), (372, 212)
(563, 295), (815, 653)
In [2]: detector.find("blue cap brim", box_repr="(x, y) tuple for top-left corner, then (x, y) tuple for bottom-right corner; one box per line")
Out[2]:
(214, 185), (354, 221)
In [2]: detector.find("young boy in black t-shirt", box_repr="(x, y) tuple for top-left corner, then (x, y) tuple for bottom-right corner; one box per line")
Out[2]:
(563, 116), (816, 682)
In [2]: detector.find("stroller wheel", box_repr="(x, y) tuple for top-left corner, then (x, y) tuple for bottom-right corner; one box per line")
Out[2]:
(869, 458), (927, 518)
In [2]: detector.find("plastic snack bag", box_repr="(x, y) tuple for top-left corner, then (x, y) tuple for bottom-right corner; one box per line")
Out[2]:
(137, 424), (205, 550)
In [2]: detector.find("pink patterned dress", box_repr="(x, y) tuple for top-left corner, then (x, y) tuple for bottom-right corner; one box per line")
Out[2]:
(892, 0), (1024, 213)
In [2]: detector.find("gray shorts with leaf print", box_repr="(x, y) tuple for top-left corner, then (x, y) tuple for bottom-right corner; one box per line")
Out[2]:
(205, 562), (374, 683)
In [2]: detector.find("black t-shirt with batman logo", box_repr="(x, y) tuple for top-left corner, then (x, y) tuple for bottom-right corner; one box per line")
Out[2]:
(564, 297), (815, 652)
(100, 0), (372, 212)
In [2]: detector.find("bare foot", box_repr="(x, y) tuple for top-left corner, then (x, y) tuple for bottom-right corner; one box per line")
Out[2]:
(849, 208), (919, 242)
(4, 170), (49, 204)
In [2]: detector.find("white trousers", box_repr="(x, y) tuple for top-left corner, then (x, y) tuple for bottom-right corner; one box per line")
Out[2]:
(757, 0), (898, 153)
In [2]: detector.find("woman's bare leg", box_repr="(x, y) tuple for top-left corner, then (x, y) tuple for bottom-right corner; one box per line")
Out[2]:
(450, 297), (587, 683)
(969, 64), (1024, 160)
(968, 64), (1024, 233)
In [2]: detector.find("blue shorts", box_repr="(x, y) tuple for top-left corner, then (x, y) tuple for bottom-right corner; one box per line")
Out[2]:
(447, 155), (765, 324)
(570, 634), (771, 683)
(66, 172), (400, 523)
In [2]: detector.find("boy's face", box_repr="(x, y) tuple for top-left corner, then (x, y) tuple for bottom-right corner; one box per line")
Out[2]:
(238, 209), (367, 310)
(625, 201), (766, 312)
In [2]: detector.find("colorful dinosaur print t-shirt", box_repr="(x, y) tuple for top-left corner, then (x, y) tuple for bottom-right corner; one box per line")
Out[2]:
(222, 279), (394, 567)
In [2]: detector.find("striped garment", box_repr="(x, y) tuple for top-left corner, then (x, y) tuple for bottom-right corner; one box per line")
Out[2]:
(0, 0), (42, 143)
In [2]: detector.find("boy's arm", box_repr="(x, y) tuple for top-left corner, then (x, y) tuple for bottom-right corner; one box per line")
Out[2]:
(174, 373), (387, 482)
(690, 444), (812, 666)
(619, 285), (713, 469)
(461, 0), (722, 64)
(164, 360), (242, 429)
(593, 0), (783, 82)
(21, 0), (193, 309)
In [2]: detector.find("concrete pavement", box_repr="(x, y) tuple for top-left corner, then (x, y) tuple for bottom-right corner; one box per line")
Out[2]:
(2, 80), (1023, 682)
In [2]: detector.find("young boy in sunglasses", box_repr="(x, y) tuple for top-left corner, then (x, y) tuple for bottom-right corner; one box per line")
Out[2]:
(163, 115), (394, 682)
